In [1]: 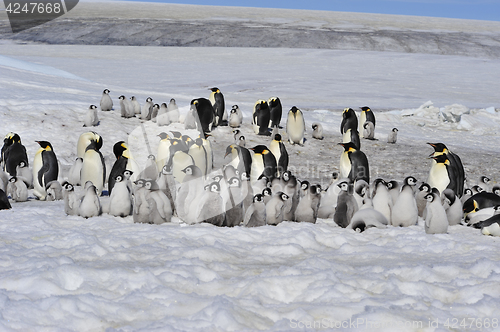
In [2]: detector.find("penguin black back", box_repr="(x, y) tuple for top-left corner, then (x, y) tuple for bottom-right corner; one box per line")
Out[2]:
(253, 100), (271, 136)
(268, 97), (283, 128)
(191, 98), (215, 135)
(209, 87), (226, 127)
(340, 108), (358, 135)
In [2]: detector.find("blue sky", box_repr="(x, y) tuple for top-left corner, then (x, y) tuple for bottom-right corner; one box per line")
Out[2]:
(132, 0), (500, 21)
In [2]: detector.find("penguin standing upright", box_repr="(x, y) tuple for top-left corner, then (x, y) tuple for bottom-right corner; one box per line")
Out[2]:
(243, 194), (266, 227)
(7, 176), (28, 202)
(62, 182), (79, 216)
(415, 182), (431, 217)
(157, 164), (177, 215)
(100, 89), (113, 112)
(358, 106), (376, 138)
(372, 178), (392, 224)
(191, 98), (215, 136)
(2, 133), (28, 177)
(269, 134), (288, 177)
(317, 172), (341, 219)
(150, 104), (160, 122)
(424, 192), (448, 234)
(268, 97), (283, 128)
(428, 154), (456, 196)
(338, 142), (369, 184)
(108, 141), (129, 195)
(252, 100), (271, 136)
(442, 188), (463, 226)
(340, 108), (358, 136)
(224, 144), (252, 177)
(130, 96), (141, 115)
(156, 103), (170, 126)
(228, 108), (242, 128)
(333, 181), (358, 228)
(197, 182), (226, 226)
(363, 122), (375, 140)
(249, 145), (277, 184)
(266, 192), (289, 225)
(77, 132), (102, 160)
(141, 97), (154, 120)
(312, 123), (324, 140)
(79, 182), (102, 218)
(224, 176), (245, 227)
(391, 176), (418, 227)
(144, 180), (172, 224)
(286, 106), (306, 145)
(188, 138), (208, 176)
(427, 142), (465, 197)
(84, 105), (99, 127)
(343, 128), (360, 150)
(209, 87), (226, 127)
(387, 128), (398, 144)
(81, 139), (106, 196)
(32, 141), (59, 200)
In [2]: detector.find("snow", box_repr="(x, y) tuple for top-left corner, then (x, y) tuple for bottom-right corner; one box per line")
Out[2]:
(1, 2), (500, 331)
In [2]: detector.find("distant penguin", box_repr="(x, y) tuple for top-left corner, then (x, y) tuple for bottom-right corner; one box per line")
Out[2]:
(415, 182), (431, 217)
(176, 165), (204, 222)
(0, 189), (11, 210)
(333, 181), (358, 228)
(77, 131), (102, 160)
(150, 104), (160, 122)
(2, 133), (29, 177)
(387, 128), (398, 144)
(252, 100), (271, 136)
(233, 129), (243, 142)
(198, 181), (225, 226)
(269, 134), (288, 177)
(81, 139), (106, 196)
(266, 192), (289, 226)
(79, 182), (102, 218)
(391, 176), (418, 227)
(338, 142), (369, 184)
(130, 96), (141, 115)
(268, 97), (283, 128)
(118, 95), (134, 118)
(442, 188), (463, 226)
(7, 176), (28, 202)
(45, 180), (63, 201)
(286, 106), (306, 145)
(249, 145), (277, 184)
(243, 194), (267, 227)
(84, 105), (99, 127)
(184, 106), (198, 130)
(340, 108), (358, 136)
(62, 182), (79, 216)
(140, 97), (154, 120)
(358, 106), (376, 138)
(231, 105), (243, 125)
(99, 89), (113, 112)
(191, 98), (215, 135)
(209, 87), (226, 127)
(32, 141), (59, 200)
(424, 192), (448, 234)
(312, 122), (324, 140)
(229, 108), (242, 128)
(363, 121), (375, 140)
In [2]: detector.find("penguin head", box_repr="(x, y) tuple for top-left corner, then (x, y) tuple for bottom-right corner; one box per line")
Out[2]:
(118, 95), (126, 101)
(299, 180), (310, 191)
(9, 177), (16, 183)
(289, 106), (300, 119)
(209, 87), (220, 93)
(230, 108), (237, 115)
(161, 165), (172, 175)
(262, 187), (272, 197)
(182, 165), (202, 178)
(228, 177), (241, 188)
(427, 142), (448, 154)
(89, 105), (97, 110)
(480, 176), (491, 184)
(153, 104), (160, 111)
(239, 136), (246, 144)
(115, 174), (124, 183)
(123, 170), (133, 179)
(224, 144), (236, 158)
(464, 188), (473, 196)
(424, 193), (435, 203)
(113, 141), (128, 159)
(157, 132), (169, 141)
(310, 184), (322, 195)
(62, 181), (74, 191)
(312, 124), (317, 130)
(257, 174), (269, 184)
(103, 89), (110, 94)
(342, 108), (354, 119)
(131, 96), (137, 101)
(240, 172), (250, 181)
(332, 172), (339, 181)
(134, 179), (145, 187)
(431, 154), (450, 165)
(404, 176), (417, 187)
(280, 192), (289, 201)
(360, 106), (371, 112)
(442, 189), (456, 205)
(253, 194), (263, 203)
(233, 129), (240, 136)
(213, 175), (223, 183)
(338, 142), (357, 152)
(354, 180), (369, 197)
(36, 140), (53, 151)
(145, 180), (159, 191)
(392, 128), (398, 132)
(170, 131), (182, 139)
(232, 105), (239, 111)
(281, 171), (290, 182)
(492, 185), (500, 196)
(209, 181), (221, 193)
(146, 97), (153, 102)
(85, 139), (100, 152)
(337, 181), (350, 192)
(273, 134), (282, 142)
(431, 187), (440, 197)
(169, 98), (176, 105)
(472, 185), (484, 193)
(147, 154), (155, 161)
(250, 145), (270, 155)
(161, 102), (168, 108)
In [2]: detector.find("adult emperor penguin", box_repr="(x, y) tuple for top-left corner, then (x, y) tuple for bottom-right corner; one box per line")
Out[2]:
(191, 98), (215, 136)
(334, 181), (358, 228)
(7, 176), (28, 202)
(268, 97), (283, 128)
(84, 105), (99, 127)
(141, 97), (154, 120)
(269, 134), (288, 177)
(0, 189), (11, 210)
(252, 100), (271, 136)
(209, 87), (226, 127)
(77, 131), (102, 159)
(338, 142), (369, 184)
(424, 191), (448, 234)
(340, 108), (358, 136)
(100, 89), (113, 112)
(2, 133), (28, 177)
(312, 123), (324, 140)
(387, 128), (398, 144)
(81, 139), (106, 196)
(243, 194), (266, 227)
(286, 106), (306, 145)
(33, 140), (59, 200)
(428, 142), (465, 197)
(79, 181), (102, 218)
(391, 176), (418, 227)
(249, 145), (277, 184)
(427, 154), (456, 196)
(358, 106), (376, 138)
(343, 128), (361, 150)
(62, 182), (79, 216)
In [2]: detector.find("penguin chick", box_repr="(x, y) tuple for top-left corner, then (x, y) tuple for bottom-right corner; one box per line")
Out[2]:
(62, 182), (79, 216)
(118, 95), (135, 118)
(7, 176), (28, 202)
(100, 89), (113, 112)
(141, 97), (154, 120)
(84, 105), (99, 127)
(167, 98), (180, 123)
(229, 107), (242, 128)
(198, 181), (225, 226)
(348, 208), (388, 232)
(79, 182), (102, 218)
(415, 182), (431, 217)
(0, 189), (11, 210)
(391, 176), (418, 227)
(243, 194), (267, 227)
(442, 188), (463, 226)
(108, 173), (133, 217)
(387, 128), (398, 144)
(424, 192), (448, 234)
(265, 192), (289, 225)
(45, 180), (63, 201)
(363, 121), (375, 140)
(312, 122), (324, 140)
(333, 181), (358, 228)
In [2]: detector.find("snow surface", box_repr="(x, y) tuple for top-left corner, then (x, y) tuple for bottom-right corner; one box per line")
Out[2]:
(1, 4), (500, 331)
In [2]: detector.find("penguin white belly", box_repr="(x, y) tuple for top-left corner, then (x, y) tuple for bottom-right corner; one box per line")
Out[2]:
(81, 151), (105, 196)
(339, 152), (351, 179)
(269, 142), (281, 170)
(358, 111), (366, 138)
(32, 151), (45, 199)
(100, 95), (112, 111)
(79, 193), (101, 218)
(425, 202), (449, 234)
(250, 154), (265, 185)
(286, 117), (305, 145)
(295, 195), (314, 223)
(109, 182), (132, 217)
(372, 190), (392, 224)
(172, 152), (194, 184)
(342, 131), (351, 143)
(428, 163), (450, 193)
(68, 158), (83, 186)
(391, 187), (418, 227)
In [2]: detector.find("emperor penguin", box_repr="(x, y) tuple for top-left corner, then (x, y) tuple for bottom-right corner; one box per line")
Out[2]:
(358, 106), (376, 138)
(427, 142), (465, 197)
(387, 180), (400, 206)
(387, 128), (398, 144)
(348, 208), (388, 232)
(427, 154), (456, 196)
(166, 140), (194, 184)
(224, 144), (252, 177)
(140, 97), (153, 120)
(252, 100), (271, 136)
(424, 192), (448, 234)
(243, 194), (266, 227)
(268, 97), (283, 128)
(191, 98), (215, 136)
(16, 161), (32, 189)
(62, 182), (79, 216)
(391, 176), (418, 227)
(143, 180), (172, 224)
(108, 141), (130, 195)
(209, 87), (226, 127)
(150, 104), (160, 122)
(188, 138), (208, 176)
(0, 189), (11, 210)
(317, 172), (341, 219)
(118, 95), (134, 118)
(156, 132), (172, 170)
(262, 187), (273, 205)
(229, 108), (242, 128)
(138, 154), (158, 180)
(224, 176), (245, 227)
(68, 157), (83, 186)
(238, 136), (246, 148)
(461, 188), (473, 204)
(266, 192), (289, 225)
(46, 180), (63, 201)
(166, 98), (180, 123)
(32, 140), (59, 200)
(79, 182), (102, 218)
(295, 184), (321, 223)
(157, 164), (177, 215)
(462, 192), (500, 216)
(2, 133), (29, 177)
(100, 89), (113, 112)
(372, 178), (392, 224)
(340, 108), (358, 136)
(184, 106), (198, 130)
(249, 145), (277, 184)
(363, 121), (375, 140)
(333, 181), (358, 228)
(77, 131), (102, 159)
(312, 123), (324, 140)
(84, 105), (99, 127)
(286, 106), (306, 145)
(156, 103), (170, 126)
(338, 142), (369, 184)
(342, 128), (360, 150)
(269, 134), (288, 177)
(198, 181), (226, 226)
(7, 176), (28, 202)
(479, 176), (492, 192)
(81, 139), (106, 196)
(493, 185), (500, 196)
(232, 105), (243, 125)
(442, 188), (463, 226)
(176, 165), (204, 222)
(415, 182), (431, 217)
(130, 96), (141, 115)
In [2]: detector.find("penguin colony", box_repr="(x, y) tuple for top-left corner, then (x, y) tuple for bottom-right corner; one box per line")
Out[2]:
(1, 90), (500, 238)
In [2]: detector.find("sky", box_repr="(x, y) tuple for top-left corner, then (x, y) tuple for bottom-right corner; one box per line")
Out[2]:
(127, 0), (500, 22)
